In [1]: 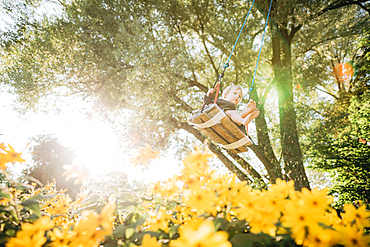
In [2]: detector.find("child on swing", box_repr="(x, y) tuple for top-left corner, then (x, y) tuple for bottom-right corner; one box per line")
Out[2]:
(204, 85), (260, 132)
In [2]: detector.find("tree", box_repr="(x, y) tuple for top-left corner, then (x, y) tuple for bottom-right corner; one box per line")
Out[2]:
(1, 0), (369, 190)
(306, 30), (370, 207)
(310, 91), (370, 207)
(24, 134), (81, 196)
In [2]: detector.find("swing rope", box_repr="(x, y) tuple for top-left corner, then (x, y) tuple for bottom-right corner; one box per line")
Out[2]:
(201, 0), (273, 111)
(248, 0), (273, 100)
(224, 0), (256, 69)
(200, 0), (255, 113)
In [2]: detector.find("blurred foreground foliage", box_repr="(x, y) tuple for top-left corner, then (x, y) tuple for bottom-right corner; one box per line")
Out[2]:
(1, 144), (370, 247)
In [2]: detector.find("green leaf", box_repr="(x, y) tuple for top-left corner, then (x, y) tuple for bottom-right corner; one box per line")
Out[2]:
(113, 213), (148, 239)
(130, 231), (167, 245)
(21, 199), (41, 217)
(16, 183), (33, 191)
(113, 225), (128, 238)
(214, 217), (228, 231)
(169, 224), (180, 239)
(117, 201), (138, 210)
(0, 205), (13, 212)
(125, 228), (135, 238)
(130, 212), (148, 229)
(0, 192), (11, 200)
(229, 233), (271, 247)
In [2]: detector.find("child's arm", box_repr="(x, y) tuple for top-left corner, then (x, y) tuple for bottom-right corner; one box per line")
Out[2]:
(207, 88), (215, 96)
(203, 88), (216, 104)
(227, 109), (260, 127)
(241, 99), (256, 118)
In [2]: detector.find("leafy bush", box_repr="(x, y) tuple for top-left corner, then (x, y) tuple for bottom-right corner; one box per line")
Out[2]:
(1, 144), (369, 247)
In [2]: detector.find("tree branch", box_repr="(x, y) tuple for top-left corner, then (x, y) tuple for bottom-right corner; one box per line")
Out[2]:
(356, 2), (370, 15)
(193, 6), (219, 77)
(331, 59), (343, 92)
(170, 93), (195, 113)
(226, 150), (265, 182)
(172, 73), (208, 93)
(288, 24), (302, 43)
(314, 85), (339, 100)
(178, 121), (251, 182)
(306, 0), (370, 23)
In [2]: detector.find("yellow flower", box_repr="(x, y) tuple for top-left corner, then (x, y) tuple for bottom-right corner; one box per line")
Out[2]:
(216, 174), (247, 206)
(6, 216), (54, 247)
(182, 185), (218, 214)
(100, 201), (116, 230)
(262, 192), (285, 213)
(69, 210), (110, 247)
(22, 216), (55, 232)
(182, 147), (213, 174)
(0, 144), (25, 170)
(171, 206), (193, 225)
(43, 194), (72, 216)
(0, 197), (10, 206)
(130, 144), (160, 167)
(233, 190), (260, 222)
(170, 220), (231, 247)
(249, 218), (277, 236)
(336, 225), (370, 247)
(0, 154), (7, 171)
(300, 187), (332, 212)
(324, 209), (342, 227)
(149, 179), (179, 200)
(303, 228), (340, 247)
(48, 226), (76, 247)
(147, 208), (170, 233)
(140, 234), (162, 247)
(6, 229), (47, 247)
(74, 211), (100, 233)
(342, 204), (370, 229)
(62, 164), (91, 186)
(268, 178), (295, 199)
(44, 180), (57, 191)
(0, 143), (6, 150)
(281, 200), (324, 240)
(3, 144), (26, 164)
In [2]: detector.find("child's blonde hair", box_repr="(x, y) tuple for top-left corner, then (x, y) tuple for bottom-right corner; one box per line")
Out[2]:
(222, 85), (243, 99)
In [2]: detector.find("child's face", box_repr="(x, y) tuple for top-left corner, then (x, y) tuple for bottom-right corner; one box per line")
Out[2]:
(224, 89), (242, 105)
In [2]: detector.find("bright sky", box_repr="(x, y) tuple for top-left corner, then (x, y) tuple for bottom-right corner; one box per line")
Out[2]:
(0, 5), (184, 185)
(0, 91), (182, 184)
(0, 2), (330, 189)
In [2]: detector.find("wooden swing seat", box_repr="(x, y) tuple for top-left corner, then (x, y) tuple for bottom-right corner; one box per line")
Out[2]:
(188, 104), (253, 153)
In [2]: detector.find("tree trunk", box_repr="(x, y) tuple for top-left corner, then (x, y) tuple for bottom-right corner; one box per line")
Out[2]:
(179, 122), (256, 182)
(252, 92), (283, 183)
(272, 27), (310, 190)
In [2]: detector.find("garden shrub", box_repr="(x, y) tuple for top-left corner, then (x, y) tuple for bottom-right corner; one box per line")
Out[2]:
(0, 144), (369, 247)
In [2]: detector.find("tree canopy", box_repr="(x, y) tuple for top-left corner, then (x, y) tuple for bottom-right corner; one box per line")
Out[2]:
(1, 0), (369, 190)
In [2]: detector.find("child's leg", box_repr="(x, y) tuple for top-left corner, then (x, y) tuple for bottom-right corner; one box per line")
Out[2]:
(243, 109), (260, 126)
(241, 99), (256, 118)
(225, 110), (244, 125)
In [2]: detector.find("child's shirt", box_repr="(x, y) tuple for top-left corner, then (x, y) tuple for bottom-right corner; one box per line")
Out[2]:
(203, 94), (246, 133)
(203, 94), (236, 111)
